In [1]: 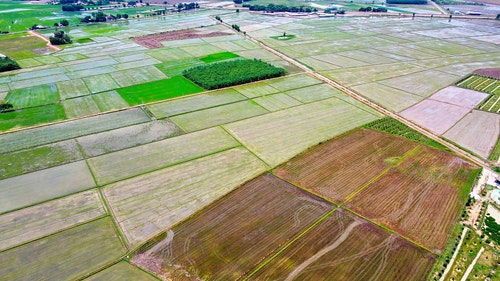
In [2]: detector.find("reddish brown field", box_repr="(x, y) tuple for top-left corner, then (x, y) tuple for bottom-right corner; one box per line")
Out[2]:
(345, 145), (479, 252)
(474, 68), (500, 79)
(131, 29), (231, 49)
(132, 173), (334, 280)
(274, 129), (418, 204)
(251, 209), (436, 281)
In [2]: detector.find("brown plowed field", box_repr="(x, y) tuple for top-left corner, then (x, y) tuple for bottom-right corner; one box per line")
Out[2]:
(132, 173), (334, 280)
(131, 29), (232, 49)
(473, 68), (500, 80)
(274, 129), (418, 204)
(345, 145), (479, 252)
(252, 209), (436, 281)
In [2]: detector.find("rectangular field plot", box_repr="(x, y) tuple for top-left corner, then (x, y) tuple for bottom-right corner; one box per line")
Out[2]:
(233, 81), (280, 98)
(444, 110), (500, 159)
(0, 217), (126, 281)
(264, 74), (322, 92)
(5, 83), (59, 109)
(0, 108), (149, 154)
(132, 173), (334, 279)
(353, 82), (423, 112)
(62, 96), (101, 119)
(88, 127), (239, 185)
(0, 104), (66, 132)
(345, 146), (480, 252)
(253, 93), (302, 112)
(170, 100), (269, 132)
(0, 189), (105, 252)
(0, 161), (95, 214)
(77, 119), (183, 157)
(104, 147), (268, 246)
(82, 74), (120, 94)
(0, 139), (82, 180)
(92, 90), (129, 112)
(56, 79), (91, 100)
(148, 88), (246, 118)
(400, 99), (471, 135)
(117, 77), (204, 106)
(274, 129), (418, 204)
(251, 210), (435, 281)
(380, 70), (460, 97)
(429, 86), (488, 108)
(225, 98), (381, 167)
(109, 65), (166, 88)
(285, 83), (346, 103)
(85, 261), (159, 281)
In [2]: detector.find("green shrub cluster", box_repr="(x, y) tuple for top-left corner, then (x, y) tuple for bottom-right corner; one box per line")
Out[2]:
(0, 56), (21, 72)
(183, 59), (285, 90)
(484, 215), (500, 244)
(49, 30), (72, 45)
(363, 117), (449, 151)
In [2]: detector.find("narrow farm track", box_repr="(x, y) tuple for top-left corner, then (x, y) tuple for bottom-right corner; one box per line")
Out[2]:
(27, 30), (62, 51)
(214, 18), (488, 169)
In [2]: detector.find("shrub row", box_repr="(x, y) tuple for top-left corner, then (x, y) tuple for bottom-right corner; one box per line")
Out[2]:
(0, 56), (21, 73)
(183, 59), (285, 90)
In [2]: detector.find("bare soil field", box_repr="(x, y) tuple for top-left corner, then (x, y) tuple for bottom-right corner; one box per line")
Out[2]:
(132, 173), (334, 280)
(274, 129), (418, 204)
(443, 110), (500, 158)
(251, 209), (436, 281)
(345, 145), (479, 252)
(400, 99), (472, 135)
(474, 68), (500, 79)
(428, 86), (488, 108)
(132, 29), (232, 49)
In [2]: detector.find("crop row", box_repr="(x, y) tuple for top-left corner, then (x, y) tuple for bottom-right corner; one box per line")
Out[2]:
(457, 75), (500, 95)
(479, 95), (500, 113)
(363, 117), (448, 151)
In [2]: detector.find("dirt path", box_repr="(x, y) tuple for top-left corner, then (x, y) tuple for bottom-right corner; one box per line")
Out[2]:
(440, 227), (468, 281)
(460, 247), (484, 281)
(429, 1), (449, 15)
(27, 30), (62, 51)
(214, 17), (488, 170)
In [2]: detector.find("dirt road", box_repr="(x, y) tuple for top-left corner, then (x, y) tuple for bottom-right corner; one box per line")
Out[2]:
(27, 30), (62, 51)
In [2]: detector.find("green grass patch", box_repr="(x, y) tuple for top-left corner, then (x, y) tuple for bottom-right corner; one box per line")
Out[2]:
(0, 35), (47, 59)
(117, 76), (204, 106)
(5, 84), (59, 109)
(488, 135), (500, 161)
(76, 37), (93, 44)
(183, 59), (286, 90)
(0, 104), (66, 131)
(199, 52), (239, 63)
(363, 117), (450, 151)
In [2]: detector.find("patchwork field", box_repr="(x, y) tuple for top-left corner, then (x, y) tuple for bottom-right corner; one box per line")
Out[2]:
(0, 8), (497, 281)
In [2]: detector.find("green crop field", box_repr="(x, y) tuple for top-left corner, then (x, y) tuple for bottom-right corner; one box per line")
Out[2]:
(117, 76), (204, 105)
(199, 51), (240, 63)
(5, 83), (59, 109)
(0, 104), (66, 131)
(0, 35), (47, 59)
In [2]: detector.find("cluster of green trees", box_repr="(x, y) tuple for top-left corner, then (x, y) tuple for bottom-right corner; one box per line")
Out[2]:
(0, 56), (21, 73)
(49, 30), (72, 45)
(80, 12), (128, 23)
(176, 2), (199, 12)
(0, 103), (14, 113)
(484, 215), (500, 244)
(183, 59), (285, 90)
(231, 24), (240, 32)
(359, 6), (387, 12)
(243, 3), (317, 13)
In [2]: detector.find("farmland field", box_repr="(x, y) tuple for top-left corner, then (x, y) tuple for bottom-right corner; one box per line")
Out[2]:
(103, 147), (268, 246)
(345, 145), (480, 252)
(251, 209), (436, 281)
(85, 261), (159, 281)
(5, 83), (59, 109)
(132, 173), (334, 280)
(0, 104), (66, 131)
(274, 129), (419, 204)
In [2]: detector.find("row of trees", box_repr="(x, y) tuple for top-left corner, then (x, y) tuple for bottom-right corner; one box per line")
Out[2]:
(62, 4), (85, 11)
(359, 7), (388, 12)
(80, 12), (128, 23)
(243, 3), (317, 13)
(177, 2), (200, 12)
(0, 56), (20, 73)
